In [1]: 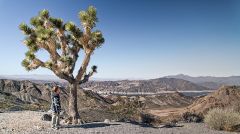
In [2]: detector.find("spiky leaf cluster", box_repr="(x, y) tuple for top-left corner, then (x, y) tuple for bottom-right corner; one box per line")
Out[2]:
(49, 18), (63, 29)
(21, 59), (30, 69)
(19, 23), (32, 35)
(39, 9), (49, 19)
(25, 51), (35, 60)
(65, 22), (82, 39)
(91, 30), (105, 48)
(30, 17), (44, 28)
(91, 65), (97, 72)
(79, 6), (98, 28)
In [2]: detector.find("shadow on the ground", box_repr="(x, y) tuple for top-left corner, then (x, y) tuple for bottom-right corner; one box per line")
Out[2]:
(120, 121), (184, 129)
(62, 122), (120, 129)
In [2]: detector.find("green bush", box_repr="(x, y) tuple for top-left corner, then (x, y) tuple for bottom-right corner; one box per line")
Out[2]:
(204, 108), (240, 131)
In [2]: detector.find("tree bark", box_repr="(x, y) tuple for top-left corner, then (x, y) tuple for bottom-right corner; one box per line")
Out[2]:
(68, 83), (80, 124)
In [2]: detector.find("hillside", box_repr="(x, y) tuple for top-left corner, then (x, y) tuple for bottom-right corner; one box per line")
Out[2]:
(0, 79), (114, 112)
(186, 86), (240, 114)
(142, 92), (194, 109)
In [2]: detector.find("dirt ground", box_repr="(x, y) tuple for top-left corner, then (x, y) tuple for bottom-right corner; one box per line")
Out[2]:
(0, 111), (237, 134)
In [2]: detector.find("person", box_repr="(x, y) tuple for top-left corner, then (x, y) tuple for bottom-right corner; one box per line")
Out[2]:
(51, 85), (61, 129)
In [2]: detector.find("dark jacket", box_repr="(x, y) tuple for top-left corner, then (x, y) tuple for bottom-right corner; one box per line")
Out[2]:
(51, 92), (61, 113)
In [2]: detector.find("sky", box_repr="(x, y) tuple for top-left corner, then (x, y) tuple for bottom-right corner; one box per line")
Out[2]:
(0, 0), (239, 79)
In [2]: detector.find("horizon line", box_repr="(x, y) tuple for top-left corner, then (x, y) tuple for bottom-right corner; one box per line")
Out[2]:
(1, 73), (240, 80)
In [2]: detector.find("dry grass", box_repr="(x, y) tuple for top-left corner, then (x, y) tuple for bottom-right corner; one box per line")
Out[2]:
(204, 108), (240, 132)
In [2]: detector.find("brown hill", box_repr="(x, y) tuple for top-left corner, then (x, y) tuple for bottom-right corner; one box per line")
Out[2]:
(142, 92), (194, 109)
(186, 86), (240, 114)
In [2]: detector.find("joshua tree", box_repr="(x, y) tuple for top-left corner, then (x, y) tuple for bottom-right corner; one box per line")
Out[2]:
(19, 6), (104, 124)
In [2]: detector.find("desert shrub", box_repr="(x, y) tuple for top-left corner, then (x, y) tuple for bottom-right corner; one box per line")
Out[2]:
(204, 108), (240, 131)
(0, 102), (13, 109)
(140, 113), (156, 124)
(182, 112), (203, 123)
(129, 111), (161, 127)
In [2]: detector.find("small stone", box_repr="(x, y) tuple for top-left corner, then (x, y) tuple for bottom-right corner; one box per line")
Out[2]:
(104, 119), (110, 124)
(35, 125), (43, 130)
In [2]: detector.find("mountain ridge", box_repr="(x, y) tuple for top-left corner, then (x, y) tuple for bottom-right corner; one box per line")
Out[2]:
(165, 74), (240, 89)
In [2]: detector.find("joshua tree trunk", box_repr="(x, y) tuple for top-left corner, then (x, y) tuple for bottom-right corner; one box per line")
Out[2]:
(68, 83), (80, 124)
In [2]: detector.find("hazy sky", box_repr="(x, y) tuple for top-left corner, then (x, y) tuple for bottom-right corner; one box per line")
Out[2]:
(0, 0), (239, 79)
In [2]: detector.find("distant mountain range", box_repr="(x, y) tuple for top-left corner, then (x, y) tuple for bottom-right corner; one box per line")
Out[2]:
(0, 75), (64, 82)
(165, 74), (240, 89)
(0, 75), (211, 93)
(81, 78), (210, 93)
(1, 74), (240, 90)
(0, 75), (119, 82)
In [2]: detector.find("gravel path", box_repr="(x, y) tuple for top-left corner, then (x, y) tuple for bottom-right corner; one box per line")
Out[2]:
(0, 111), (238, 134)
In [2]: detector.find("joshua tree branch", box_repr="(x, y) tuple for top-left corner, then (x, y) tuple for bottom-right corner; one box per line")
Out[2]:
(28, 58), (45, 69)
(53, 70), (75, 83)
(69, 47), (81, 74)
(79, 69), (96, 84)
(57, 29), (68, 56)
(75, 51), (92, 82)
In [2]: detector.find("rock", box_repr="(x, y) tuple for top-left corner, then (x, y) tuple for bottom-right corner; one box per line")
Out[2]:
(41, 114), (52, 121)
(104, 119), (110, 124)
(34, 125), (44, 130)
